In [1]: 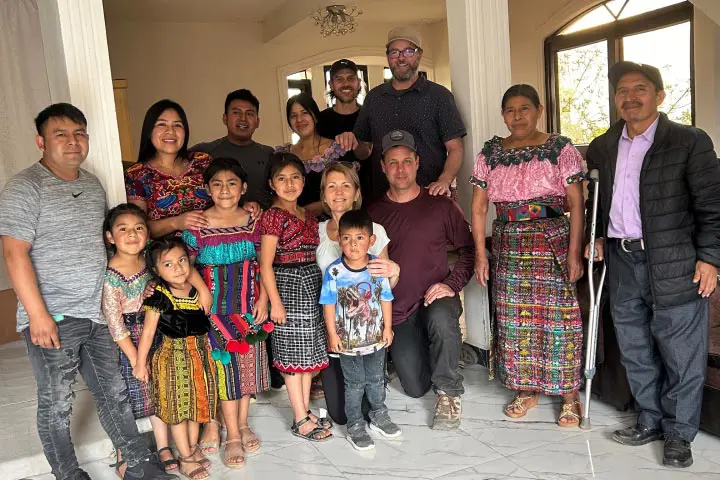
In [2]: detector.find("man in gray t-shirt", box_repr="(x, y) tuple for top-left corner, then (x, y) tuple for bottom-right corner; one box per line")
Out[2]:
(191, 89), (273, 208)
(0, 103), (175, 480)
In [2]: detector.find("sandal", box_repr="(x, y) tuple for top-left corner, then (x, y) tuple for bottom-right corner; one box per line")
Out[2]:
(558, 400), (583, 428)
(157, 446), (179, 472)
(308, 409), (333, 430)
(177, 453), (210, 480)
(504, 392), (539, 418)
(109, 454), (125, 479)
(239, 425), (261, 453)
(222, 439), (245, 469)
(291, 416), (333, 442)
(188, 445), (211, 469)
(198, 419), (222, 454)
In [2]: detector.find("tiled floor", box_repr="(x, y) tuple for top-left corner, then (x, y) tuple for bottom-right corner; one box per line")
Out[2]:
(2, 340), (719, 479)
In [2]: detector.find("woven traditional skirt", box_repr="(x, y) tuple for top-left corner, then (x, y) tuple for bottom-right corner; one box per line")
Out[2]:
(151, 334), (218, 424)
(271, 263), (328, 373)
(490, 214), (583, 395)
(119, 312), (161, 419)
(200, 262), (270, 400)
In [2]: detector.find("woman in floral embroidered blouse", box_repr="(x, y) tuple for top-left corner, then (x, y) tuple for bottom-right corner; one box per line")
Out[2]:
(470, 84), (587, 428)
(125, 99), (213, 238)
(276, 93), (349, 217)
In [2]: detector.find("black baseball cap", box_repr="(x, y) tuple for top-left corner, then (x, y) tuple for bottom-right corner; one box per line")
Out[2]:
(329, 59), (359, 78)
(609, 61), (664, 92)
(382, 130), (416, 156)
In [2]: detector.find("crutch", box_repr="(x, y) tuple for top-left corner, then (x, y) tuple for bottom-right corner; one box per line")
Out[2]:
(580, 169), (607, 430)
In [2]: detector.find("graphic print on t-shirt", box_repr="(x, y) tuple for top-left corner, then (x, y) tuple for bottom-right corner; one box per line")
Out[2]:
(319, 256), (393, 354)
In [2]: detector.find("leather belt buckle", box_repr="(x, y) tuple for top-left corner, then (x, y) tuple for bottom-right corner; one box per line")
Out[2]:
(620, 238), (644, 253)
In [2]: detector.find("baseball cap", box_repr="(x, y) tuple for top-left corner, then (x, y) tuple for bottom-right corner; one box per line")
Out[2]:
(386, 26), (423, 50)
(608, 61), (664, 92)
(381, 130), (416, 155)
(329, 59), (359, 78)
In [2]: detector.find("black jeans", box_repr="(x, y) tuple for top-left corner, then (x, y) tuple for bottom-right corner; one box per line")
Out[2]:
(320, 355), (371, 425)
(390, 295), (464, 398)
(24, 317), (151, 480)
(607, 243), (708, 442)
(339, 348), (388, 428)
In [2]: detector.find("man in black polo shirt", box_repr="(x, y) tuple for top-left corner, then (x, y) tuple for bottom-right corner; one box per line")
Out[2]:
(317, 59), (372, 199)
(342, 26), (466, 202)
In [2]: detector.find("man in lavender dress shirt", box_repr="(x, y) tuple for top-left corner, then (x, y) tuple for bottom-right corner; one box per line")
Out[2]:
(585, 62), (720, 468)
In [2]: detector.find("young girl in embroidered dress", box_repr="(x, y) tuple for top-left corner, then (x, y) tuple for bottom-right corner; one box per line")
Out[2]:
(102, 203), (179, 477)
(182, 157), (272, 468)
(134, 237), (217, 480)
(259, 152), (333, 442)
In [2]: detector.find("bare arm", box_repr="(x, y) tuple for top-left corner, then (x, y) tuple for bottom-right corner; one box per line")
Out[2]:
(354, 141), (372, 161)
(187, 267), (212, 313)
(440, 137), (464, 184)
(380, 300), (394, 347)
(324, 303), (342, 353)
(377, 247), (400, 288)
(259, 235), (286, 324)
(470, 187), (490, 286)
(1, 236), (59, 348)
(134, 309), (160, 382)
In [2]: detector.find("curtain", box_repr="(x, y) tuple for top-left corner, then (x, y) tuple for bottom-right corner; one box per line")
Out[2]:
(0, 0), (51, 289)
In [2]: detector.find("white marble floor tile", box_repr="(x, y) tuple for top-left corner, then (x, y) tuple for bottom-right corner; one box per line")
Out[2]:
(437, 457), (538, 479)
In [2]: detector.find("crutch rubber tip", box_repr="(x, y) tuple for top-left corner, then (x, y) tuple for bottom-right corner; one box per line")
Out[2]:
(580, 419), (592, 430)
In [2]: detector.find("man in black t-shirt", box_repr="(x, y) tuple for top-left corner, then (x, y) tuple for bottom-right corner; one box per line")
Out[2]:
(317, 59), (373, 200)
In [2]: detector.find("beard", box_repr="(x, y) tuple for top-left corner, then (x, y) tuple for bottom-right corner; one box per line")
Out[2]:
(391, 63), (419, 82)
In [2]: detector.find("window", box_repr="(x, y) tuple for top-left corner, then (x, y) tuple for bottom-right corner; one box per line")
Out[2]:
(545, 0), (693, 145)
(323, 64), (369, 108)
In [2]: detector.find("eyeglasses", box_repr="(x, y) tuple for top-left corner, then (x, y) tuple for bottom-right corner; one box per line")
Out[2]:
(386, 47), (419, 59)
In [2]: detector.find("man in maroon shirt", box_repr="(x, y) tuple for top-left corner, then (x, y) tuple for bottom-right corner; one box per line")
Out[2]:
(367, 130), (475, 429)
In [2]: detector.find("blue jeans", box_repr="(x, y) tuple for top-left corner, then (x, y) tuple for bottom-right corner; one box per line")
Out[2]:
(24, 317), (150, 480)
(339, 348), (387, 428)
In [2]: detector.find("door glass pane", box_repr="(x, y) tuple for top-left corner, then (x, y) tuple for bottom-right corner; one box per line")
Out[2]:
(618, 0), (684, 20)
(556, 40), (610, 144)
(623, 22), (692, 124)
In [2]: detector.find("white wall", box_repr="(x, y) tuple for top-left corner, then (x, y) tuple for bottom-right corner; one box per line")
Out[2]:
(508, 0), (720, 147)
(104, 18), (451, 151)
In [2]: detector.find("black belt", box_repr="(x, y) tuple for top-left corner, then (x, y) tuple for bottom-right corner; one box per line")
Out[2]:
(611, 238), (645, 252)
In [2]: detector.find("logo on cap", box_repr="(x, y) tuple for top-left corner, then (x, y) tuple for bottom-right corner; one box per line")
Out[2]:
(390, 130), (404, 141)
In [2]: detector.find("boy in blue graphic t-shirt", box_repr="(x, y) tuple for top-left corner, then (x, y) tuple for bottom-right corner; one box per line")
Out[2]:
(319, 209), (402, 451)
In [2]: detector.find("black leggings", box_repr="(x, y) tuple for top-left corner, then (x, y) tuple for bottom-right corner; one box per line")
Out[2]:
(320, 355), (371, 425)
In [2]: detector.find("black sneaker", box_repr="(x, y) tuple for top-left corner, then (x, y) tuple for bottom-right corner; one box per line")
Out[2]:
(123, 456), (179, 479)
(663, 435), (693, 468)
(347, 423), (375, 451)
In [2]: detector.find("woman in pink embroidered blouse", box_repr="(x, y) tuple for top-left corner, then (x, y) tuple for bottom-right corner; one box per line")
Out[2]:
(470, 84), (587, 428)
(277, 93), (349, 217)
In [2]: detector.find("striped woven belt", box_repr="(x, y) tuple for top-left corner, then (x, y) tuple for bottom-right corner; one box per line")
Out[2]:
(496, 203), (563, 221)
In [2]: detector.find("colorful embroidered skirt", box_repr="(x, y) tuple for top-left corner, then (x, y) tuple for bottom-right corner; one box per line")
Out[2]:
(119, 312), (161, 419)
(151, 334), (218, 424)
(490, 214), (583, 395)
(271, 263), (329, 373)
(200, 262), (270, 400)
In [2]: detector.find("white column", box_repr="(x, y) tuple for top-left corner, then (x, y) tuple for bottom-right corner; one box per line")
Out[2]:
(37, 0), (126, 207)
(446, 0), (511, 350)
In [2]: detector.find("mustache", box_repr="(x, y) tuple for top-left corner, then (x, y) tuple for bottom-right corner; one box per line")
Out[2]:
(622, 101), (642, 109)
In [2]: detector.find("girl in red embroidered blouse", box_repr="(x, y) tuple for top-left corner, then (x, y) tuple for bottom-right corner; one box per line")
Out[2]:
(259, 152), (333, 442)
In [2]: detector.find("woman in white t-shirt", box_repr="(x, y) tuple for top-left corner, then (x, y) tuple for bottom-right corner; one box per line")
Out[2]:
(317, 162), (400, 425)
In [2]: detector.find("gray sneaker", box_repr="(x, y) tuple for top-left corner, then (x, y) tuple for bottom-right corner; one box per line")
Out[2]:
(432, 391), (461, 430)
(347, 423), (375, 451)
(369, 413), (402, 438)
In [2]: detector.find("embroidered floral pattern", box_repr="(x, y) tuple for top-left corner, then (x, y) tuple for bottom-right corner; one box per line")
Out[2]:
(481, 134), (570, 169)
(275, 142), (349, 173)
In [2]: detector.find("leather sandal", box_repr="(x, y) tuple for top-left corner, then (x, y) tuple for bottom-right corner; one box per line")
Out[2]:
(222, 439), (246, 469)
(308, 409), (333, 430)
(558, 400), (582, 428)
(198, 419), (222, 454)
(109, 454), (125, 479)
(291, 416), (333, 442)
(238, 425), (261, 453)
(177, 453), (209, 480)
(157, 446), (179, 472)
(504, 392), (539, 418)
(188, 445), (211, 469)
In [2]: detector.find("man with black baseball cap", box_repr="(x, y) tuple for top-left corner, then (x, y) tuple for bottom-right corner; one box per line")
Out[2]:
(318, 59), (373, 198)
(368, 130), (474, 430)
(585, 61), (720, 468)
